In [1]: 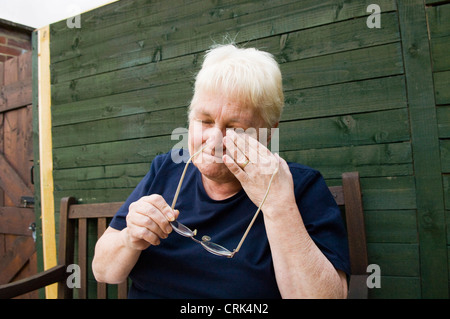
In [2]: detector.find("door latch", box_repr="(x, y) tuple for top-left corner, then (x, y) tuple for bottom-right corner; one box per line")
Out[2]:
(20, 196), (34, 208)
(29, 222), (36, 242)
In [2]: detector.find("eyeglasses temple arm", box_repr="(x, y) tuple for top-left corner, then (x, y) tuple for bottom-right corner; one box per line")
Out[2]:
(171, 145), (209, 210)
(233, 166), (279, 255)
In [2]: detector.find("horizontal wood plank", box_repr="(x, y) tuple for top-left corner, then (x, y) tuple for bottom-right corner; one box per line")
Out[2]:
(52, 135), (171, 169)
(0, 207), (35, 236)
(430, 35), (450, 72)
(52, 81), (192, 127)
(52, 106), (188, 148)
(364, 210), (418, 244)
(282, 142), (412, 179)
(54, 188), (134, 206)
(68, 202), (124, 219)
(282, 75), (407, 122)
(443, 175), (450, 210)
(367, 243), (420, 277)
(360, 176), (417, 210)
(279, 108), (410, 151)
(281, 43), (403, 91)
(0, 78), (32, 112)
(434, 70), (450, 105)
(369, 276), (421, 299)
(0, 51), (32, 112)
(437, 106), (450, 138)
(0, 154), (33, 206)
(426, 4), (450, 39)
(51, 53), (199, 105)
(324, 176), (418, 211)
(53, 162), (149, 191)
(441, 140), (450, 173)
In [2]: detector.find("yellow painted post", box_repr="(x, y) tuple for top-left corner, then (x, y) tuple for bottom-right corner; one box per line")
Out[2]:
(38, 25), (57, 299)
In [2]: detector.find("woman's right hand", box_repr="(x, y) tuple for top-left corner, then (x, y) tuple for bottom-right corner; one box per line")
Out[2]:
(121, 194), (179, 250)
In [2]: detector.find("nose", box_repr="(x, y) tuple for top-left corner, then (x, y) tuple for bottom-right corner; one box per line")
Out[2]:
(204, 126), (226, 157)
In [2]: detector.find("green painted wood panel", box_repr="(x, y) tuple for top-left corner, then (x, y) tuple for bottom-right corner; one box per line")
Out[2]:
(51, 81), (192, 126)
(52, 106), (188, 148)
(434, 70), (450, 105)
(49, 0), (397, 84)
(444, 175), (450, 210)
(437, 106), (450, 138)
(282, 142), (412, 179)
(426, 1), (450, 297)
(398, 0), (449, 297)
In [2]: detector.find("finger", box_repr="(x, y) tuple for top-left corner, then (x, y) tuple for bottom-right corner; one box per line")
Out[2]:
(133, 226), (161, 246)
(126, 214), (163, 246)
(227, 130), (269, 165)
(227, 131), (274, 173)
(130, 198), (172, 234)
(226, 130), (254, 163)
(229, 129), (270, 156)
(141, 194), (175, 221)
(127, 211), (169, 240)
(224, 135), (250, 169)
(223, 154), (250, 184)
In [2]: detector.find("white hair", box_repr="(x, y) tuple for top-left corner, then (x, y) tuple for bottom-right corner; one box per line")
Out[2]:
(189, 44), (284, 127)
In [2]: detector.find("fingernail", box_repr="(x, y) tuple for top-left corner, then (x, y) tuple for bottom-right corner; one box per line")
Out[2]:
(167, 209), (175, 222)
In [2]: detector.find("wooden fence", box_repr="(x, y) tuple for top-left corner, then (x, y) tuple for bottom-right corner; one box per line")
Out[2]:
(32, 0), (450, 298)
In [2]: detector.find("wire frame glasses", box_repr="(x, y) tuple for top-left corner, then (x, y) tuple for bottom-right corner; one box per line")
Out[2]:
(170, 145), (278, 258)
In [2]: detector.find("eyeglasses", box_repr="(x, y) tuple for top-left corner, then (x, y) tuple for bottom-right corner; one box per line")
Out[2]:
(170, 145), (278, 258)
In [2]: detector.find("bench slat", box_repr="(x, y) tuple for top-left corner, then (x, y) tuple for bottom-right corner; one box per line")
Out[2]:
(69, 202), (124, 219)
(78, 218), (87, 299)
(97, 217), (108, 299)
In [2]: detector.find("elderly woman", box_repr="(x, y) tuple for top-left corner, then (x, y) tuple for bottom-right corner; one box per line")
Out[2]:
(92, 44), (350, 298)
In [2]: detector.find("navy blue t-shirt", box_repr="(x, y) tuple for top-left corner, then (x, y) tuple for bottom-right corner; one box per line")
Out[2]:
(109, 150), (350, 298)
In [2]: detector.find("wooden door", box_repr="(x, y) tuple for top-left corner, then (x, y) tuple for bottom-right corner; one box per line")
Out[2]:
(0, 51), (36, 298)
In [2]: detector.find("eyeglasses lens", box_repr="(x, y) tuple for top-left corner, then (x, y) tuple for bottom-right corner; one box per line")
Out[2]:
(170, 221), (234, 257)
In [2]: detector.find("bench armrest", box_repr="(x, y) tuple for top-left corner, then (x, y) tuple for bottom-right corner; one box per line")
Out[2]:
(0, 264), (67, 299)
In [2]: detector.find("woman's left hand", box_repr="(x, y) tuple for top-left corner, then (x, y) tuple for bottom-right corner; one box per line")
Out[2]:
(223, 130), (296, 216)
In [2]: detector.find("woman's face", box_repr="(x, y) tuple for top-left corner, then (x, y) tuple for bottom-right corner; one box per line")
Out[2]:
(188, 92), (267, 183)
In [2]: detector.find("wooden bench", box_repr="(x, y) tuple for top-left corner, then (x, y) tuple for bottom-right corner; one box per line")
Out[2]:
(0, 171), (367, 299)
